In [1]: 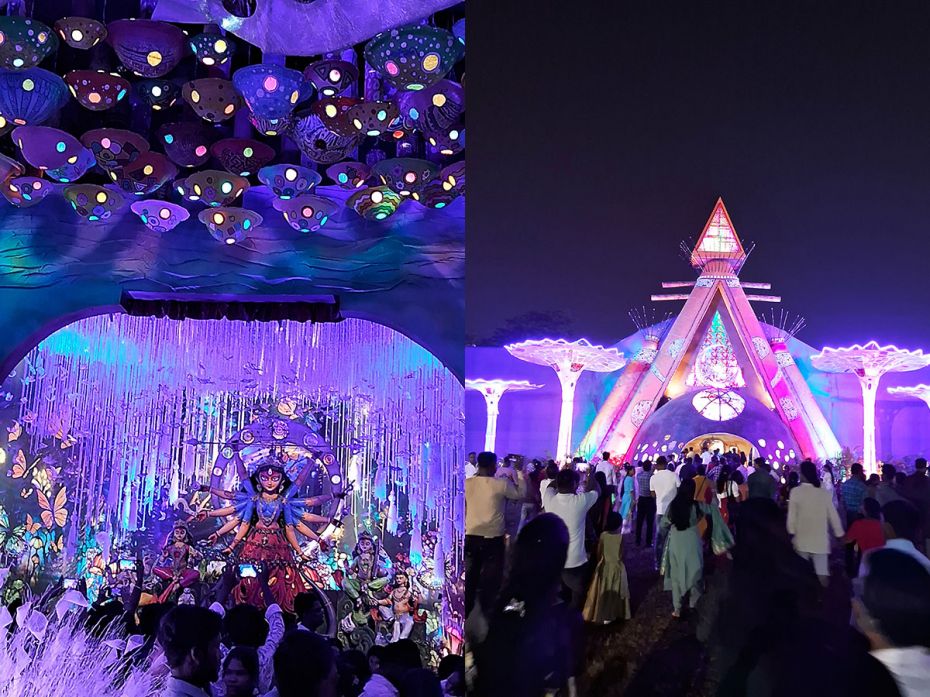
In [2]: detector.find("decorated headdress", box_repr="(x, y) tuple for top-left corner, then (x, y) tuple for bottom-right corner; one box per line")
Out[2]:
(247, 449), (304, 482)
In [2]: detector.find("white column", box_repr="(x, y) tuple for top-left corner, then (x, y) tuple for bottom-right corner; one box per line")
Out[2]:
(858, 373), (880, 475)
(481, 391), (502, 453)
(555, 367), (580, 462)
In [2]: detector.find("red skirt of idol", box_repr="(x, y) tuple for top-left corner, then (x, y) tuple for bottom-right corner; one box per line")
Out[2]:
(231, 524), (305, 613)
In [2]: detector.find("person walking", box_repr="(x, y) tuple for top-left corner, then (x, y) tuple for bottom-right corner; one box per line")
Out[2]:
(843, 463), (869, 576)
(650, 456), (680, 570)
(787, 460), (844, 587)
(843, 497), (886, 576)
(747, 457), (777, 500)
(660, 479), (705, 618)
(904, 457), (930, 557)
(618, 464), (635, 532)
(543, 468), (602, 609)
(634, 460), (656, 547)
(464, 451), (527, 618)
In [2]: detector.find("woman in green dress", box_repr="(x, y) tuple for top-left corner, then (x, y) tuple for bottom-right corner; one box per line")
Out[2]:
(660, 479), (705, 618)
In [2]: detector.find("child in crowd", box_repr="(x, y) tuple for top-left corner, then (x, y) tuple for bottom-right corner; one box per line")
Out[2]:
(582, 511), (630, 624)
(844, 497), (886, 577)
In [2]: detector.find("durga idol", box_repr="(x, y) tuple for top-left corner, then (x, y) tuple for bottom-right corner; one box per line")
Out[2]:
(197, 454), (343, 611)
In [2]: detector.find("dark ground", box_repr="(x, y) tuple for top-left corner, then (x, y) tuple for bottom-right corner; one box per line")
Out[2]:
(578, 530), (853, 697)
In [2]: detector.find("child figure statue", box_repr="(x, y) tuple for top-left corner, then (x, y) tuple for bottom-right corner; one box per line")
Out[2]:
(381, 568), (418, 643)
(152, 522), (202, 603)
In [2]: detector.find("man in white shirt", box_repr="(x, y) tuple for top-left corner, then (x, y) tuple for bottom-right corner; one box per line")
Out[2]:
(786, 461), (844, 586)
(542, 468), (601, 609)
(465, 451), (527, 617)
(853, 547), (930, 697)
(649, 456), (680, 569)
(700, 447), (714, 467)
(464, 452), (477, 479)
(595, 451), (618, 488)
(158, 606), (224, 697)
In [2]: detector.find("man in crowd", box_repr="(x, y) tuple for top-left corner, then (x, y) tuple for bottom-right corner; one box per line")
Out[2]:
(863, 499), (930, 576)
(464, 451), (527, 617)
(159, 605), (224, 697)
(747, 457), (777, 500)
(649, 456), (680, 569)
(677, 453), (697, 482)
(595, 451), (618, 489)
(635, 460), (656, 547)
(464, 452), (477, 479)
(700, 445), (714, 468)
(853, 548), (930, 697)
(875, 463), (905, 507)
(904, 457), (930, 556)
(543, 468), (601, 609)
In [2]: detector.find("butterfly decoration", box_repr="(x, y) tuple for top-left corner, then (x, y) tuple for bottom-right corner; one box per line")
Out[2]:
(59, 434), (78, 450)
(37, 486), (68, 529)
(0, 392), (12, 408)
(0, 505), (25, 556)
(7, 421), (21, 442)
(8, 450), (29, 479)
(21, 410), (36, 424)
(24, 514), (41, 535)
(20, 487), (33, 499)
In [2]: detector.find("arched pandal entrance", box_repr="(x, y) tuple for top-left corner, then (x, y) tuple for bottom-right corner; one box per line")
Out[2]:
(627, 389), (803, 468)
(682, 433), (758, 462)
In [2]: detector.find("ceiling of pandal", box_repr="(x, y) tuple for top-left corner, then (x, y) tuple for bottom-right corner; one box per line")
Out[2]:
(0, 0), (465, 374)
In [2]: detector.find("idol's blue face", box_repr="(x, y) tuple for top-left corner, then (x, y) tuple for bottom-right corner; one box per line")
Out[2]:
(258, 467), (283, 492)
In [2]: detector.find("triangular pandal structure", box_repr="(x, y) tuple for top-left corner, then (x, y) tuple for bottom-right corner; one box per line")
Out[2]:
(690, 197), (746, 271)
(579, 198), (841, 462)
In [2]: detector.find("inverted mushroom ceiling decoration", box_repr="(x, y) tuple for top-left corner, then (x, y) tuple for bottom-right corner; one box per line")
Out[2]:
(153, 0), (461, 56)
(0, 2), (463, 240)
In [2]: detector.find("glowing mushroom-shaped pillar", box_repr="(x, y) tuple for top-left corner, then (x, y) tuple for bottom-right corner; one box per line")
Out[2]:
(506, 339), (626, 461)
(811, 343), (930, 473)
(465, 379), (543, 452)
(887, 384), (930, 409)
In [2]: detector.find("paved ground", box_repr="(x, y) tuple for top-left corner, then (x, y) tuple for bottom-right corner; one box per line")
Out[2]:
(579, 531), (852, 696)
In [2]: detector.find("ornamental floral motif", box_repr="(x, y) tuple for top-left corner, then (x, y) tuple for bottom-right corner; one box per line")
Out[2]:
(696, 277), (714, 287)
(649, 363), (666, 382)
(780, 397), (799, 420)
(775, 351), (795, 367)
(667, 338), (685, 358)
(752, 337), (771, 359)
(631, 399), (652, 427)
(726, 278), (740, 287)
(634, 347), (658, 364)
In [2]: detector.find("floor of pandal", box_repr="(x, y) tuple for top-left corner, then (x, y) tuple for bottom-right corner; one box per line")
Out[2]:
(580, 533), (853, 696)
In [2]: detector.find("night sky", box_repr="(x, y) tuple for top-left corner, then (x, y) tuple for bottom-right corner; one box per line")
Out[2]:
(467, 1), (930, 350)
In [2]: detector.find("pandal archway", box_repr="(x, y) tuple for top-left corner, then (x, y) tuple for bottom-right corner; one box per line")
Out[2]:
(682, 432), (757, 461)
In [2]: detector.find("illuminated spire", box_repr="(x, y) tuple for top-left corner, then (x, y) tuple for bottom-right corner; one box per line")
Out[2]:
(690, 197), (747, 271)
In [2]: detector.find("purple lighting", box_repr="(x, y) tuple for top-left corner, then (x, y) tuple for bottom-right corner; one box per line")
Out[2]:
(465, 379), (543, 451)
(506, 339), (626, 460)
(812, 342), (930, 473)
